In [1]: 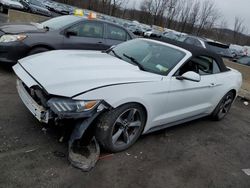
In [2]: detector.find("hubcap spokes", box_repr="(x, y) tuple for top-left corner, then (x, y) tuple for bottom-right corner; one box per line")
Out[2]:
(218, 95), (233, 117)
(112, 108), (142, 146)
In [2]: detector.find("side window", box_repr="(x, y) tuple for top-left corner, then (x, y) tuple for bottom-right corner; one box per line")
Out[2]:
(185, 38), (203, 48)
(194, 40), (203, 48)
(213, 60), (221, 74)
(67, 22), (104, 38)
(107, 25), (127, 41)
(176, 56), (221, 76)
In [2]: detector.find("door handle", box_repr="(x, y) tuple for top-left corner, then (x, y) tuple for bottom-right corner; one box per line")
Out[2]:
(209, 83), (216, 87)
(97, 41), (103, 44)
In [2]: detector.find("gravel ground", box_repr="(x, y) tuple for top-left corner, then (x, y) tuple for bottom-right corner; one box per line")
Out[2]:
(0, 65), (250, 188)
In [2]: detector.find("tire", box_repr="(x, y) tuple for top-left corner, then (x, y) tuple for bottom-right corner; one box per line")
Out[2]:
(95, 103), (146, 152)
(28, 47), (50, 56)
(211, 91), (234, 121)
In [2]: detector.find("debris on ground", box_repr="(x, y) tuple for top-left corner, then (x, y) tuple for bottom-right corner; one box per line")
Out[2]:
(59, 136), (64, 143)
(126, 152), (131, 156)
(243, 101), (249, 106)
(53, 151), (66, 158)
(68, 137), (100, 172)
(25, 148), (38, 153)
(41, 127), (47, 134)
(99, 153), (114, 160)
(242, 169), (250, 176)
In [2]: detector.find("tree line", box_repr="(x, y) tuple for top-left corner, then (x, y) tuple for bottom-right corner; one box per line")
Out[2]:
(55, 0), (250, 46)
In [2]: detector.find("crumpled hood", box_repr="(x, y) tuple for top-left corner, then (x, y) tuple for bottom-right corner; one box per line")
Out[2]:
(0, 23), (45, 34)
(18, 50), (162, 97)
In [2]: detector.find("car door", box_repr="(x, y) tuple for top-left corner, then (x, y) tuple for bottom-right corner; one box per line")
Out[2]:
(104, 23), (131, 48)
(165, 56), (219, 124)
(63, 21), (106, 51)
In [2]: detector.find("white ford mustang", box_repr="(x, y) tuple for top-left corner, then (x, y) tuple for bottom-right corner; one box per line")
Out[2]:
(13, 38), (242, 152)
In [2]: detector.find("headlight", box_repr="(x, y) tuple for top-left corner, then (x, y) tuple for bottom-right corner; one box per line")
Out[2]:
(0, 34), (27, 43)
(47, 98), (100, 113)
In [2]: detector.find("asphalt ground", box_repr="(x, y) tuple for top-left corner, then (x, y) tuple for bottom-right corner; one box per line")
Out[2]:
(0, 13), (8, 24)
(0, 65), (250, 188)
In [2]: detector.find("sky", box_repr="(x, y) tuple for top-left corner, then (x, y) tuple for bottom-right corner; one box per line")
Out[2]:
(126, 0), (250, 33)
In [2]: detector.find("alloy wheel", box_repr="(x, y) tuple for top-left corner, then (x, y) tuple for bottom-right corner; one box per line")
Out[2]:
(111, 108), (142, 148)
(217, 94), (233, 119)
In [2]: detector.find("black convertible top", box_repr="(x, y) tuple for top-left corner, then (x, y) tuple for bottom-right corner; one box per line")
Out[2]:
(149, 37), (229, 72)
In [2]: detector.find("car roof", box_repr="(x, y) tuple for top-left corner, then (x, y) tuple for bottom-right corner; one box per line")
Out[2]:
(149, 37), (228, 72)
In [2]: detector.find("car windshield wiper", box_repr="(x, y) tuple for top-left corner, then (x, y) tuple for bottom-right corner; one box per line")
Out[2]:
(123, 53), (145, 71)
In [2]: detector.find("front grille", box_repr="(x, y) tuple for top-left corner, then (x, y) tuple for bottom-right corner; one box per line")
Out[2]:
(22, 82), (49, 107)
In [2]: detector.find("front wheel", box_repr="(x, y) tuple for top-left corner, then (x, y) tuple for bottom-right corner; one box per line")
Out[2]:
(95, 103), (146, 152)
(211, 91), (234, 121)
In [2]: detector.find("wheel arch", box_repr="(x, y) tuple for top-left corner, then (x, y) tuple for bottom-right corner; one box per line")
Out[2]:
(28, 44), (55, 54)
(229, 89), (237, 99)
(115, 101), (148, 125)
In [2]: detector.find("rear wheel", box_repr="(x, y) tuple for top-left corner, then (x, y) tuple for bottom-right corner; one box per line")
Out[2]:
(95, 103), (146, 152)
(28, 47), (50, 56)
(211, 91), (234, 121)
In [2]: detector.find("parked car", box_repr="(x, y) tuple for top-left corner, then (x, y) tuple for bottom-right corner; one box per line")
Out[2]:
(44, 1), (72, 15)
(0, 15), (134, 65)
(161, 31), (180, 41)
(144, 29), (162, 38)
(0, 0), (24, 13)
(182, 35), (233, 59)
(127, 25), (144, 36)
(13, 38), (242, 154)
(19, 0), (52, 17)
(235, 56), (250, 66)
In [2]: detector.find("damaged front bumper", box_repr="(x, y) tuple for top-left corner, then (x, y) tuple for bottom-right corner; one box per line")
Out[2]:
(16, 79), (110, 123)
(16, 79), (111, 171)
(17, 79), (49, 123)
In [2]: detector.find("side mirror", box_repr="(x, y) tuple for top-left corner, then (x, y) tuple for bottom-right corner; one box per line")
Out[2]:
(176, 71), (201, 82)
(65, 31), (77, 37)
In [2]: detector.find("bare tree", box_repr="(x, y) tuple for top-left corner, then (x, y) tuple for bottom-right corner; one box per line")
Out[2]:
(188, 0), (201, 33)
(140, 0), (168, 25)
(165, 0), (180, 28)
(214, 19), (228, 41)
(233, 16), (246, 43)
(110, 0), (128, 16)
(196, 0), (219, 35)
(177, 0), (193, 32)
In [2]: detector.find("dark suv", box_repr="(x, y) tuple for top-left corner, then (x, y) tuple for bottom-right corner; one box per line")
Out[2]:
(0, 15), (134, 65)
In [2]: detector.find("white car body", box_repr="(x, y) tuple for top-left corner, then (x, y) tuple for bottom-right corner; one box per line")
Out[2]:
(13, 39), (242, 134)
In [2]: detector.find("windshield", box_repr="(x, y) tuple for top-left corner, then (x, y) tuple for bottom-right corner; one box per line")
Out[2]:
(40, 16), (81, 30)
(109, 39), (186, 75)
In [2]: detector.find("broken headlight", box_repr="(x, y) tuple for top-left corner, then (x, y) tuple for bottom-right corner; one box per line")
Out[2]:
(47, 98), (100, 113)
